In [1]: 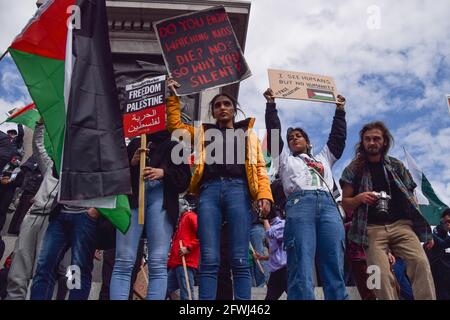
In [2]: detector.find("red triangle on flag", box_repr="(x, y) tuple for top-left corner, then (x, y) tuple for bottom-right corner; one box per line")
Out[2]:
(10, 0), (75, 61)
(8, 103), (36, 119)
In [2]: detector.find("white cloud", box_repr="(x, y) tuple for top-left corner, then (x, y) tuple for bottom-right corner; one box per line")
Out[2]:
(0, 0), (37, 51)
(240, 0), (450, 111)
(0, 1), (35, 129)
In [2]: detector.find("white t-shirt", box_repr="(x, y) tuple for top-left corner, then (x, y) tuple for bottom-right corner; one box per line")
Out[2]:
(278, 144), (337, 197)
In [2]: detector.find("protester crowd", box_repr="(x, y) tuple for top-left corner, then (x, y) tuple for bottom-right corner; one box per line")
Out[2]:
(0, 81), (449, 301)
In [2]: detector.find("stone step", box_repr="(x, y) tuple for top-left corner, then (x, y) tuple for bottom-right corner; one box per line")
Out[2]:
(3, 212), (361, 300)
(86, 284), (361, 300)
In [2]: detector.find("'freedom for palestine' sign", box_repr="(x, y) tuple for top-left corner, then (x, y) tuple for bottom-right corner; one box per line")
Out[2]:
(154, 6), (251, 96)
(122, 75), (166, 138)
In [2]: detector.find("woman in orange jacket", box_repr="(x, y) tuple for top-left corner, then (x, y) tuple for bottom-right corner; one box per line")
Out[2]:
(166, 79), (273, 300)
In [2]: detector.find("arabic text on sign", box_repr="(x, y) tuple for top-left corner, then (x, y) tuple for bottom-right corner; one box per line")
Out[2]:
(128, 117), (161, 134)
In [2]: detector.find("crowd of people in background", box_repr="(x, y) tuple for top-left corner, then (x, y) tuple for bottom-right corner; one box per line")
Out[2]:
(0, 83), (449, 301)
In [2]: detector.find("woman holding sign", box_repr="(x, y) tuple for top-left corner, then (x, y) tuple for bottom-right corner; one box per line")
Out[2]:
(166, 79), (273, 300)
(110, 131), (191, 300)
(264, 88), (348, 300)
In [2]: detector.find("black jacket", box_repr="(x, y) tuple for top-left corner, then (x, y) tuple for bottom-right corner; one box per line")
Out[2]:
(429, 224), (450, 277)
(20, 155), (43, 194)
(11, 124), (24, 151)
(0, 131), (14, 170)
(127, 132), (191, 227)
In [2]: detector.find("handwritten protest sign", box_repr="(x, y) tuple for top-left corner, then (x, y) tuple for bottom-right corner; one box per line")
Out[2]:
(268, 69), (338, 103)
(154, 6), (251, 96)
(123, 75), (166, 138)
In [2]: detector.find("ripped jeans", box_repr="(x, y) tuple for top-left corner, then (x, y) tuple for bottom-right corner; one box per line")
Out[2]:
(284, 190), (348, 300)
(197, 178), (252, 300)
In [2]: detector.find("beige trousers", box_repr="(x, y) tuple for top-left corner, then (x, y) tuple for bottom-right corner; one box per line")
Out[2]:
(366, 219), (436, 300)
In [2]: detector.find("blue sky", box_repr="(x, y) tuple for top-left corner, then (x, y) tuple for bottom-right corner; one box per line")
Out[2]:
(0, 0), (449, 204)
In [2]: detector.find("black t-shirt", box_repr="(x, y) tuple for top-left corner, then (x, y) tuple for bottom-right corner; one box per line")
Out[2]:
(202, 128), (246, 182)
(367, 161), (409, 225)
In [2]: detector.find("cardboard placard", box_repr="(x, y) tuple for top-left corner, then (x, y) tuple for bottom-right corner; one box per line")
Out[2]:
(123, 75), (166, 138)
(154, 6), (251, 96)
(268, 69), (338, 103)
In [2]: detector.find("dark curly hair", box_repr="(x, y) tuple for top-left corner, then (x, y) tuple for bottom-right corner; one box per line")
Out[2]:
(350, 121), (394, 176)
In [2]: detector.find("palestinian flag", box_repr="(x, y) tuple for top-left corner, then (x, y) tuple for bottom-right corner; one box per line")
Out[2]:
(6, 103), (53, 155)
(8, 0), (131, 233)
(6, 103), (39, 129)
(404, 148), (449, 226)
(307, 89), (336, 102)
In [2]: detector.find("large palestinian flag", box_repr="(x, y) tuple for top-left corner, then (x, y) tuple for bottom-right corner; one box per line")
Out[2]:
(404, 148), (449, 226)
(8, 0), (131, 232)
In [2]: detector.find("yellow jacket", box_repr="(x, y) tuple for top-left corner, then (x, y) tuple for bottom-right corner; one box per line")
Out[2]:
(166, 96), (273, 203)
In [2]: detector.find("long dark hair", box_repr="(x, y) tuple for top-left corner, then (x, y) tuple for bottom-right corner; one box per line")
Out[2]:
(208, 93), (245, 122)
(351, 121), (394, 175)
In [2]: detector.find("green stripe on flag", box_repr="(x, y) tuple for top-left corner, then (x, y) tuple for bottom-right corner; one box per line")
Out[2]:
(420, 175), (449, 226)
(8, 48), (66, 171)
(404, 147), (449, 226)
(7, 106), (39, 129)
(98, 195), (131, 234)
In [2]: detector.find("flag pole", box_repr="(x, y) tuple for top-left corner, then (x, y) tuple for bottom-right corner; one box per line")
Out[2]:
(138, 134), (146, 225)
(249, 242), (268, 288)
(179, 240), (192, 300)
(0, 50), (8, 63)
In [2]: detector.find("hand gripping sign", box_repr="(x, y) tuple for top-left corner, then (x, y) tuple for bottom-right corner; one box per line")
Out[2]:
(122, 75), (166, 225)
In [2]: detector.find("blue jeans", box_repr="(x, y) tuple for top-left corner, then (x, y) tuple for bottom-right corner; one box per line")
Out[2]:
(110, 180), (173, 300)
(284, 190), (348, 300)
(250, 223), (269, 287)
(168, 266), (196, 300)
(392, 257), (414, 300)
(167, 268), (178, 298)
(197, 178), (252, 300)
(30, 211), (97, 300)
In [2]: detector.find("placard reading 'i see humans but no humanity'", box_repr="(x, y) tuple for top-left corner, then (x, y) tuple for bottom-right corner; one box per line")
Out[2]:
(268, 69), (338, 104)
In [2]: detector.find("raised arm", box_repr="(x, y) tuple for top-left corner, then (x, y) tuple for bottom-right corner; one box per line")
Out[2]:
(166, 79), (195, 144)
(15, 124), (24, 149)
(264, 88), (284, 158)
(32, 120), (53, 175)
(326, 95), (347, 160)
